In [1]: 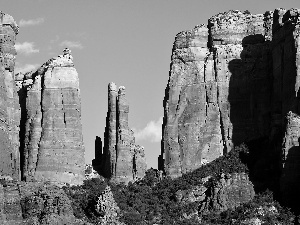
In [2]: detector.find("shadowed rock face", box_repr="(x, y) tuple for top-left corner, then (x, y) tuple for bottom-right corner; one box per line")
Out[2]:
(161, 8), (300, 182)
(0, 12), (20, 179)
(93, 83), (147, 183)
(281, 112), (300, 211)
(16, 49), (85, 185)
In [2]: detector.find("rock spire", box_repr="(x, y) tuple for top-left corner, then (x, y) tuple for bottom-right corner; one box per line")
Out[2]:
(93, 83), (147, 183)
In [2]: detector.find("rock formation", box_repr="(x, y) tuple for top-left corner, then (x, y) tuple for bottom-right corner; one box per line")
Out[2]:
(0, 11), (21, 179)
(281, 112), (300, 209)
(200, 173), (255, 213)
(16, 48), (85, 185)
(176, 173), (255, 214)
(160, 8), (300, 185)
(0, 181), (90, 225)
(93, 83), (147, 183)
(95, 185), (125, 224)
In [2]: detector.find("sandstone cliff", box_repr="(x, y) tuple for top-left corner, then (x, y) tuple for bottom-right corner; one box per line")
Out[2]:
(160, 8), (300, 184)
(93, 83), (147, 183)
(0, 11), (21, 179)
(16, 48), (85, 185)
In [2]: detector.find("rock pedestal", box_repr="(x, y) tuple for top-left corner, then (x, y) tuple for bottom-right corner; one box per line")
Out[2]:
(0, 11), (20, 179)
(93, 83), (147, 183)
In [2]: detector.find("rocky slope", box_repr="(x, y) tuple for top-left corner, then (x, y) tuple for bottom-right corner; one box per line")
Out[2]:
(93, 83), (147, 183)
(0, 11), (21, 179)
(0, 181), (90, 225)
(15, 48), (85, 185)
(160, 8), (300, 184)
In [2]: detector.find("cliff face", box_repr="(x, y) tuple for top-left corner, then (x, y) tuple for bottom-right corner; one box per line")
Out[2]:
(16, 49), (85, 185)
(93, 83), (147, 183)
(161, 8), (300, 180)
(0, 12), (20, 179)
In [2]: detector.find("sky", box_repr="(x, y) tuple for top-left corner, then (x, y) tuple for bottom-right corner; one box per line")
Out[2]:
(1, 0), (299, 169)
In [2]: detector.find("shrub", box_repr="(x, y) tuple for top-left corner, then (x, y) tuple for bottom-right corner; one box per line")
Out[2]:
(63, 178), (106, 222)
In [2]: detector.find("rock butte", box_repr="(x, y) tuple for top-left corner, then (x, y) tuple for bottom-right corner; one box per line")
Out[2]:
(93, 83), (147, 183)
(160, 7), (300, 207)
(16, 48), (85, 185)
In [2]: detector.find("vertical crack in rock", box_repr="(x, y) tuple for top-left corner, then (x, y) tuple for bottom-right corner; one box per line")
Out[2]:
(93, 83), (147, 183)
(212, 47), (228, 155)
(36, 74), (44, 179)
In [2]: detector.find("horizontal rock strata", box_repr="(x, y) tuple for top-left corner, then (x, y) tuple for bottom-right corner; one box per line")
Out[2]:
(16, 48), (85, 185)
(93, 83), (147, 183)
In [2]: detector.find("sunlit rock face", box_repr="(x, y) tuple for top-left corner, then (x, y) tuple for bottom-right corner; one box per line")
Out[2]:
(200, 173), (255, 213)
(16, 49), (85, 185)
(93, 83), (147, 183)
(161, 8), (300, 181)
(0, 12), (20, 179)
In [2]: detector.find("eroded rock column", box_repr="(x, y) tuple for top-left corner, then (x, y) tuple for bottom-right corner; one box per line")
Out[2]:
(105, 82), (118, 177)
(0, 12), (20, 179)
(17, 49), (85, 185)
(94, 83), (147, 183)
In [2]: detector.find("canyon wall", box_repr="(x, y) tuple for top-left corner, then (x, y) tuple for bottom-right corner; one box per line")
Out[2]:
(161, 8), (300, 182)
(93, 83), (147, 183)
(16, 49), (85, 185)
(0, 12), (21, 179)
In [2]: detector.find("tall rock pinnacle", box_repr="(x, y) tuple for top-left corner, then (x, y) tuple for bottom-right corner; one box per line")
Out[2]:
(16, 48), (85, 185)
(0, 12), (20, 179)
(93, 83), (147, 183)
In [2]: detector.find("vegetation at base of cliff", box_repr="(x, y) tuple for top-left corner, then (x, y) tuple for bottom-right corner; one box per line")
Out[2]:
(180, 143), (249, 187)
(110, 143), (252, 224)
(63, 178), (107, 223)
(64, 143), (296, 224)
(201, 190), (295, 224)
